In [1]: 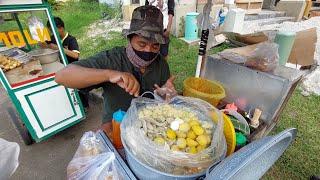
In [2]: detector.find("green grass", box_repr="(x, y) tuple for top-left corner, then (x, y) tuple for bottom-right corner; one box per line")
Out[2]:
(263, 91), (320, 179)
(51, 1), (320, 179)
(80, 31), (127, 58)
(0, 11), (49, 32)
(52, 1), (102, 37)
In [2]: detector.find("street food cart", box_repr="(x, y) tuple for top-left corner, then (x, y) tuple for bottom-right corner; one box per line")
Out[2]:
(0, 0), (85, 145)
(89, 55), (304, 179)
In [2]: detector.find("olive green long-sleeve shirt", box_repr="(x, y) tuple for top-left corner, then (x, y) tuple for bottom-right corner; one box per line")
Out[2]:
(73, 47), (170, 123)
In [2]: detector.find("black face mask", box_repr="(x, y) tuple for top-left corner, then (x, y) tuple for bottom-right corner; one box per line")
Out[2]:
(133, 49), (158, 61)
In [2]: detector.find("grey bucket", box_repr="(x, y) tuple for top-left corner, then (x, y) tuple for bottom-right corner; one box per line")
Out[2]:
(123, 139), (226, 180)
(123, 128), (296, 180)
(97, 128), (297, 180)
(124, 146), (204, 180)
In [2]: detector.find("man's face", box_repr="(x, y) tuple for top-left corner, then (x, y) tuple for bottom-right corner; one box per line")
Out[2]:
(130, 35), (160, 53)
(57, 27), (64, 37)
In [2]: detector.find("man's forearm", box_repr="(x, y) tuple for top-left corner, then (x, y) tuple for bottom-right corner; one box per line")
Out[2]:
(167, 14), (173, 31)
(55, 64), (112, 89)
(64, 48), (79, 59)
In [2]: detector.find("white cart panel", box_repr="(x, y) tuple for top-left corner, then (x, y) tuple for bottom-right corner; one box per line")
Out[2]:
(15, 80), (83, 139)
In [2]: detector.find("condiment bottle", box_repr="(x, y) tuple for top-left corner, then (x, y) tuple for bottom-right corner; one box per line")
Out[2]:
(112, 110), (126, 149)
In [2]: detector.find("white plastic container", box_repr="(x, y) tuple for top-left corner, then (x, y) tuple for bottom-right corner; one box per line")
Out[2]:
(222, 8), (245, 34)
(225, 0), (235, 4)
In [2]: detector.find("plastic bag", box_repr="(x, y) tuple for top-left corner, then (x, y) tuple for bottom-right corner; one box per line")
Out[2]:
(219, 50), (247, 64)
(121, 95), (226, 175)
(67, 132), (120, 180)
(0, 138), (20, 180)
(244, 42), (279, 72)
(27, 15), (50, 42)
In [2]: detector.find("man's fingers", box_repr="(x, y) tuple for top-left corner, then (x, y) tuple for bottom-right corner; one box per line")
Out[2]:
(128, 78), (136, 95)
(126, 78), (135, 94)
(167, 76), (176, 83)
(122, 75), (130, 91)
(154, 84), (161, 89)
(117, 81), (125, 89)
(132, 81), (140, 97)
(165, 76), (176, 88)
(128, 75), (139, 96)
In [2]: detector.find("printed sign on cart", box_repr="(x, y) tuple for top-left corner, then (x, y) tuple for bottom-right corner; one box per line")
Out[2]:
(0, 28), (51, 48)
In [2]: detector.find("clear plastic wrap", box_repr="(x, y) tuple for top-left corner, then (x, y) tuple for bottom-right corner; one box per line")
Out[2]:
(27, 15), (47, 42)
(67, 132), (120, 180)
(219, 50), (247, 64)
(244, 42), (279, 72)
(121, 95), (226, 175)
(0, 138), (20, 179)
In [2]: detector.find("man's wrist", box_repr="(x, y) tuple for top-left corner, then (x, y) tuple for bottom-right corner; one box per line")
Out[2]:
(105, 69), (112, 82)
(105, 69), (119, 82)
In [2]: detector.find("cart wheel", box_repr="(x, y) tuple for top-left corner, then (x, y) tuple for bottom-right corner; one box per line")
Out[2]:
(7, 107), (34, 145)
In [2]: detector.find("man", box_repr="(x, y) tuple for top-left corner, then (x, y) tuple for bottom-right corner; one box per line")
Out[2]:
(44, 17), (89, 109)
(145, 0), (175, 60)
(45, 17), (80, 64)
(55, 6), (176, 134)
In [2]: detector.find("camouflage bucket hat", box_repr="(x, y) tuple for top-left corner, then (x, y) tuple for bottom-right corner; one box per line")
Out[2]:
(127, 5), (166, 44)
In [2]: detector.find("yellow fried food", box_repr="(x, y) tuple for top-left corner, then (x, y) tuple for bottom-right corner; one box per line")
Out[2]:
(187, 130), (197, 140)
(192, 125), (204, 136)
(179, 122), (191, 133)
(196, 135), (209, 146)
(205, 134), (211, 144)
(187, 146), (197, 154)
(186, 138), (198, 147)
(196, 145), (206, 152)
(166, 129), (177, 140)
(176, 138), (187, 149)
(188, 120), (200, 127)
(176, 131), (187, 138)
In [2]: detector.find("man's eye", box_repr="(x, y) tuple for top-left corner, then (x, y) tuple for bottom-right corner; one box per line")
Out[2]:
(139, 42), (146, 47)
(152, 44), (160, 49)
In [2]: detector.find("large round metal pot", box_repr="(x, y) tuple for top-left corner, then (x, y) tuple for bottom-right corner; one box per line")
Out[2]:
(123, 141), (207, 180)
(29, 48), (59, 64)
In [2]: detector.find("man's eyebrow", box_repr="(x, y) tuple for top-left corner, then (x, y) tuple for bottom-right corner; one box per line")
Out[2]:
(137, 40), (147, 44)
(138, 36), (156, 43)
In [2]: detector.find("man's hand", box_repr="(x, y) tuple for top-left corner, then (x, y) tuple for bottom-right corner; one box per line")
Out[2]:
(164, 29), (170, 38)
(48, 43), (59, 50)
(39, 42), (48, 48)
(154, 76), (177, 101)
(108, 71), (140, 97)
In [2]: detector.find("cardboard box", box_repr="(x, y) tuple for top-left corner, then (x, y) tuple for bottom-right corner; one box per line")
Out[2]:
(288, 28), (317, 66)
(235, 32), (269, 44)
(310, 11), (320, 17)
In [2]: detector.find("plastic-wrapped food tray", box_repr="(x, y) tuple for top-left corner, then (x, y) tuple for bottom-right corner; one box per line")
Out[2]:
(96, 130), (137, 180)
(0, 47), (33, 64)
